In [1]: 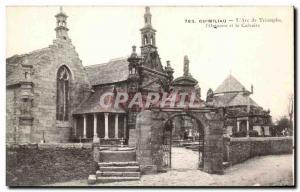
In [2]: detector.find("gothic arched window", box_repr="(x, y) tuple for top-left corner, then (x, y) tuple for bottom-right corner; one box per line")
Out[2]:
(56, 66), (71, 121)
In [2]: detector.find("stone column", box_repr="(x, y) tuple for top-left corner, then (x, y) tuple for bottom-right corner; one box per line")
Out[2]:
(104, 113), (109, 139)
(237, 120), (240, 132)
(115, 114), (119, 139)
(246, 119), (250, 137)
(73, 117), (77, 137)
(83, 114), (87, 139)
(93, 113), (99, 142)
(123, 116), (127, 138)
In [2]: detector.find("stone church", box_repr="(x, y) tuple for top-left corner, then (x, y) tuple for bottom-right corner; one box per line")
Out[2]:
(6, 7), (271, 145)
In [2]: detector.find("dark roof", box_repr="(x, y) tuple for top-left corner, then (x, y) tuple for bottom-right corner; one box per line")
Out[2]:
(172, 75), (198, 86)
(73, 86), (126, 114)
(215, 75), (248, 94)
(213, 92), (258, 108)
(85, 58), (129, 86)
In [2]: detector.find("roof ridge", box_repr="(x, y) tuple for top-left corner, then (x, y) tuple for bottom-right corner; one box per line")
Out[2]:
(85, 57), (129, 68)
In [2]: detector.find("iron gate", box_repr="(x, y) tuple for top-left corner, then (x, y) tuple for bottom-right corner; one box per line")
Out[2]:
(162, 120), (172, 169)
(162, 118), (204, 170)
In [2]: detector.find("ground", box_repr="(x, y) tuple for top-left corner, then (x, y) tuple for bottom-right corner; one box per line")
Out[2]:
(47, 147), (294, 187)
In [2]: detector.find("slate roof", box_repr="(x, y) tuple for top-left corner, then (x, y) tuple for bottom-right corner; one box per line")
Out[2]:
(213, 92), (258, 108)
(85, 58), (129, 86)
(215, 75), (248, 94)
(73, 85), (126, 114)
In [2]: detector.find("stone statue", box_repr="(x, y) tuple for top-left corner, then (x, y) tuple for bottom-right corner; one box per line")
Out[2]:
(183, 55), (189, 76)
(206, 88), (214, 102)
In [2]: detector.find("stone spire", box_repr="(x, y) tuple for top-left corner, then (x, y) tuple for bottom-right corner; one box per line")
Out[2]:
(140, 6), (157, 56)
(55, 6), (69, 40)
(183, 55), (190, 76)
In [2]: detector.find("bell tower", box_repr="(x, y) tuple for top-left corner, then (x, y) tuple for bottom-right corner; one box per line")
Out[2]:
(140, 6), (157, 56)
(55, 6), (69, 40)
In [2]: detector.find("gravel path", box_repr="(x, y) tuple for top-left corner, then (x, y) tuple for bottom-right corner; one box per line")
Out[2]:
(48, 147), (294, 187)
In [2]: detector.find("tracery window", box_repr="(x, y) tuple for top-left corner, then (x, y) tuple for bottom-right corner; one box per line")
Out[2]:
(56, 66), (71, 121)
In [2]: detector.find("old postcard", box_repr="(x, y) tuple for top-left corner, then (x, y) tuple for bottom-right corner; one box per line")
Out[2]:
(6, 6), (294, 187)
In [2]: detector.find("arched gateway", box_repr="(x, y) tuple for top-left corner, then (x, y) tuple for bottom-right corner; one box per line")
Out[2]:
(129, 107), (224, 175)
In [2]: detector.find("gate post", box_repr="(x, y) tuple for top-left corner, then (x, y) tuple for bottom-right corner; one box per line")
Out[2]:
(135, 110), (158, 174)
(203, 112), (224, 174)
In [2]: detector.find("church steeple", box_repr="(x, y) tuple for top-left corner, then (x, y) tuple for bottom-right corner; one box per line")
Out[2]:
(140, 6), (157, 56)
(55, 6), (69, 40)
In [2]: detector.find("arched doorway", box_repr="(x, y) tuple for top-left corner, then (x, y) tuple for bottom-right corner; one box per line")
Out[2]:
(162, 114), (205, 170)
(133, 109), (224, 174)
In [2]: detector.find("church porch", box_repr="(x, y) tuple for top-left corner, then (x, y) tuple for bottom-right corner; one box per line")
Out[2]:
(72, 112), (128, 145)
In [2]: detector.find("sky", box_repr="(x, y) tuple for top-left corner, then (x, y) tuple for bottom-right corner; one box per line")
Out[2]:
(6, 6), (294, 121)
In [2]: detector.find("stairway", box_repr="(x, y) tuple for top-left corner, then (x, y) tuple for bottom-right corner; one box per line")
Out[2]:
(88, 161), (141, 184)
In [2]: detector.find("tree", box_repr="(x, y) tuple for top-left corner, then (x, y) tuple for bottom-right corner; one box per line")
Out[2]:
(274, 116), (291, 136)
(287, 93), (294, 135)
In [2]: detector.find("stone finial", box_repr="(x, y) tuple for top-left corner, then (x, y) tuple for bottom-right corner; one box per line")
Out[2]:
(132, 45), (136, 53)
(166, 60), (170, 67)
(183, 55), (189, 76)
(60, 6), (63, 13)
(144, 6), (152, 26)
(165, 60), (174, 79)
(145, 6), (151, 13)
(130, 45), (138, 58)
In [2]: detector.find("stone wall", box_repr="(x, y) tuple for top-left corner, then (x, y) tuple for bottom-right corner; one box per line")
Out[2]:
(6, 38), (91, 144)
(6, 143), (96, 186)
(6, 88), (18, 143)
(30, 39), (90, 143)
(224, 137), (293, 165)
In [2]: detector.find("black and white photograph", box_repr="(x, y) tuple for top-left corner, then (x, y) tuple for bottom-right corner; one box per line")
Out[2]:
(4, 4), (295, 188)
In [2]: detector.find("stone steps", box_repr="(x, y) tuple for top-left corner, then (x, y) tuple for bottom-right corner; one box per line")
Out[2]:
(96, 170), (140, 177)
(96, 176), (140, 183)
(88, 161), (141, 184)
(99, 166), (140, 172)
(98, 161), (139, 167)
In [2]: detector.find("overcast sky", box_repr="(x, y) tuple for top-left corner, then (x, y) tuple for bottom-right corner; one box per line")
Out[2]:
(6, 6), (293, 120)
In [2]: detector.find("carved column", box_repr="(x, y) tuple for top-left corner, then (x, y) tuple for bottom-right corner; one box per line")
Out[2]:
(104, 113), (109, 139)
(115, 114), (119, 139)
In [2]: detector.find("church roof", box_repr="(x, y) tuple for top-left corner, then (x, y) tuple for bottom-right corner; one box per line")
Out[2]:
(228, 93), (258, 107)
(215, 75), (248, 94)
(213, 92), (258, 108)
(73, 85), (126, 114)
(85, 58), (129, 86)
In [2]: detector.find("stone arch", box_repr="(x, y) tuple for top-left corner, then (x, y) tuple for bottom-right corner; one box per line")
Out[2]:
(161, 112), (206, 170)
(133, 109), (224, 175)
(57, 64), (75, 81)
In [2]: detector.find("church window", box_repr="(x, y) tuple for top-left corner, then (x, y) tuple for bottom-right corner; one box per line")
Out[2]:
(56, 66), (71, 121)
